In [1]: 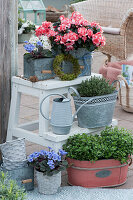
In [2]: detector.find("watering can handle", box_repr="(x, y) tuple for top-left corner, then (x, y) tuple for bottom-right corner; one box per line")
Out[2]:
(68, 87), (94, 121)
(68, 87), (81, 98)
(72, 97), (94, 121)
(40, 94), (67, 121)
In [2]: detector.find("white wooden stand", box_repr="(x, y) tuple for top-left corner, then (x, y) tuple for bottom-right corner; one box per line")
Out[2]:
(7, 74), (117, 152)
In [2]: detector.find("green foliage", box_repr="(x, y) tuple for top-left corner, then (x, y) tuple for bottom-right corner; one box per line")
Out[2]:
(24, 48), (53, 60)
(63, 127), (133, 164)
(77, 76), (115, 97)
(18, 18), (36, 34)
(18, 18), (24, 30)
(30, 158), (67, 177)
(0, 171), (26, 200)
(53, 54), (80, 81)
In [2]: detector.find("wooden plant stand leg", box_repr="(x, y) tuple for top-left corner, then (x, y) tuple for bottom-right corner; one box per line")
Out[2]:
(6, 83), (21, 141)
(39, 91), (50, 137)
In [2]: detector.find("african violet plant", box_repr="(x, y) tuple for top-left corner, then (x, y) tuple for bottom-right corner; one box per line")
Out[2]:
(24, 35), (53, 59)
(63, 127), (133, 164)
(28, 147), (67, 176)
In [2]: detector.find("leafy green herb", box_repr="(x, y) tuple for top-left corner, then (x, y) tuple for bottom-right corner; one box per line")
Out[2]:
(77, 76), (115, 97)
(0, 171), (26, 200)
(63, 127), (133, 164)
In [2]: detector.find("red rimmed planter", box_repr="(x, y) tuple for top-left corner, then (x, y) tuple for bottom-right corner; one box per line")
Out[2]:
(67, 157), (130, 188)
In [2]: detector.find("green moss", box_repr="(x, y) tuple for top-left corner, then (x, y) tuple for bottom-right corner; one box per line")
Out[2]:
(53, 54), (80, 81)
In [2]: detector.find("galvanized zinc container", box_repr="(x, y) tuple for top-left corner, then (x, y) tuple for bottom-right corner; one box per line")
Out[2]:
(73, 91), (118, 128)
(1, 165), (34, 191)
(24, 55), (55, 81)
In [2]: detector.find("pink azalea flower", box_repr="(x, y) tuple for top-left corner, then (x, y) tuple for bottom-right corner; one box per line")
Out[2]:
(87, 29), (93, 38)
(58, 24), (67, 32)
(47, 30), (58, 37)
(54, 35), (62, 42)
(42, 21), (52, 29)
(35, 12), (105, 52)
(100, 36), (106, 46)
(78, 27), (87, 38)
(92, 32), (104, 47)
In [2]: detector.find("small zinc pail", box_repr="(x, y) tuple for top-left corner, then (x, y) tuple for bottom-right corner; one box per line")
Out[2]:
(69, 87), (118, 128)
(0, 165), (34, 191)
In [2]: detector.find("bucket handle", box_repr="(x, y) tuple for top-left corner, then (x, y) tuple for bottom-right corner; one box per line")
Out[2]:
(22, 179), (32, 184)
(72, 97), (95, 121)
(40, 94), (67, 121)
(111, 79), (121, 92)
(68, 87), (94, 121)
(68, 87), (81, 98)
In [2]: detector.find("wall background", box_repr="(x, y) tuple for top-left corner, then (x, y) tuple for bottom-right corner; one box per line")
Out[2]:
(43, 0), (74, 9)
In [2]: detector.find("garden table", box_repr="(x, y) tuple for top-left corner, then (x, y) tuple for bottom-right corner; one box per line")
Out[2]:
(6, 73), (117, 152)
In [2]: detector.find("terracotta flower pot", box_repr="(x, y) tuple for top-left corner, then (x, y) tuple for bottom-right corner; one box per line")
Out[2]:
(67, 157), (129, 188)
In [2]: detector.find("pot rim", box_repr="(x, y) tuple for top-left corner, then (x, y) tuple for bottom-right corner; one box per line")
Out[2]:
(73, 90), (118, 100)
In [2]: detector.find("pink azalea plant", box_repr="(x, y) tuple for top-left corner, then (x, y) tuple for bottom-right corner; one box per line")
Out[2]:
(35, 12), (105, 53)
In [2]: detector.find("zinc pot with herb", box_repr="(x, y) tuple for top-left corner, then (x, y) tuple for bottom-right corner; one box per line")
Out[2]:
(63, 127), (133, 188)
(69, 76), (118, 128)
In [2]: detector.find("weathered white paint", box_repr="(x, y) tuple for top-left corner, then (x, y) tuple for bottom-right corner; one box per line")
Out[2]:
(10, 0), (18, 77)
(6, 74), (118, 153)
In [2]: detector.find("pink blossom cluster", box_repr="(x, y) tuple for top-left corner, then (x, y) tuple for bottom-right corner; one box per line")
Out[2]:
(70, 12), (89, 27)
(35, 12), (105, 52)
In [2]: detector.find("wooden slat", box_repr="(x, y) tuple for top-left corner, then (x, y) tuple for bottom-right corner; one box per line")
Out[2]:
(0, 0), (17, 161)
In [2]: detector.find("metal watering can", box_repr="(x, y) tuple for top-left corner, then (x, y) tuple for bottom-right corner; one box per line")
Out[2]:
(40, 89), (95, 135)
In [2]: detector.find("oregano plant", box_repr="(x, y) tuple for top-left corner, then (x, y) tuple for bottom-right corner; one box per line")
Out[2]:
(77, 76), (115, 97)
(63, 127), (133, 164)
(0, 171), (26, 200)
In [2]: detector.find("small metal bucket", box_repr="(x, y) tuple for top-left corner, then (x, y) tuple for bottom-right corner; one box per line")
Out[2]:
(69, 87), (118, 128)
(0, 164), (34, 191)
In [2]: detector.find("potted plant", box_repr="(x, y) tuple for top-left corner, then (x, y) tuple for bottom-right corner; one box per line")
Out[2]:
(18, 18), (36, 43)
(35, 12), (105, 78)
(0, 171), (26, 199)
(69, 76), (118, 128)
(27, 147), (67, 194)
(23, 35), (56, 81)
(63, 127), (133, 188)
(0, 138), (27, 171)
